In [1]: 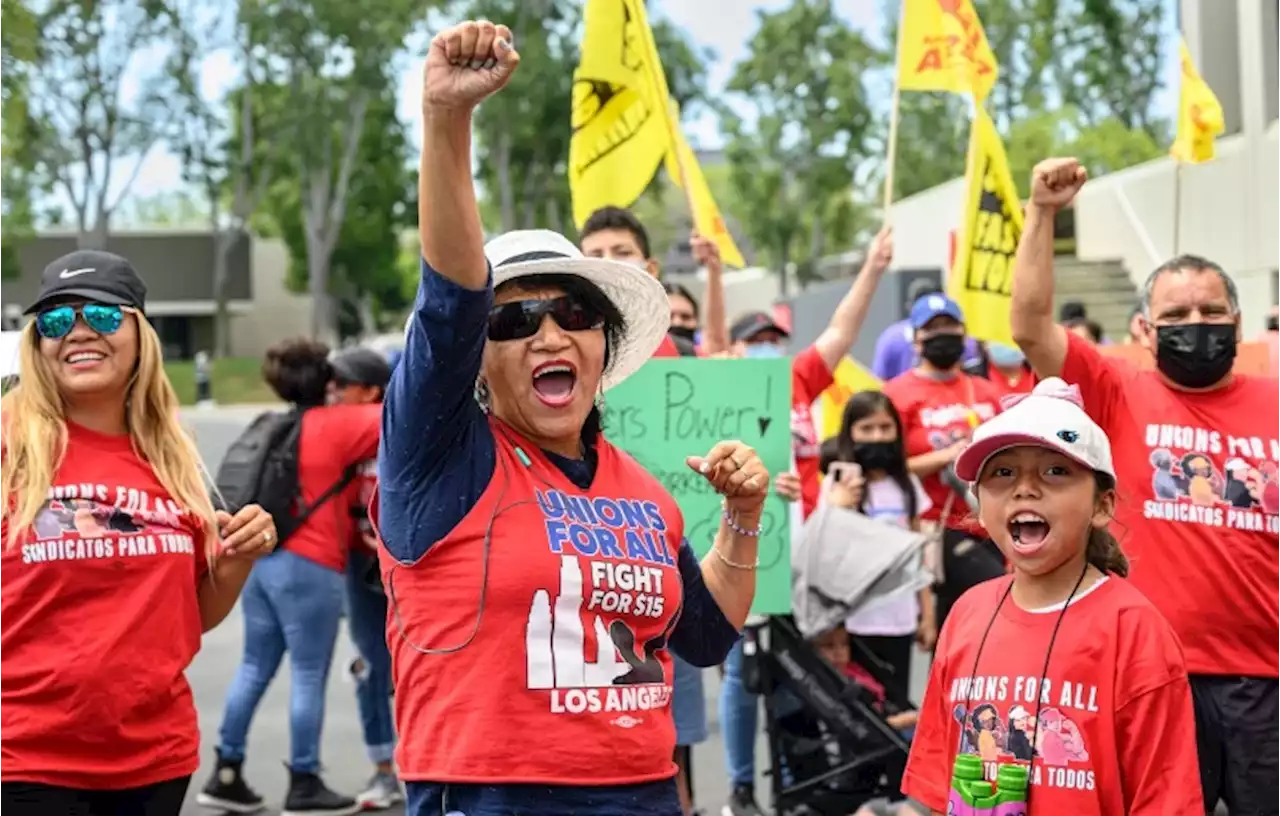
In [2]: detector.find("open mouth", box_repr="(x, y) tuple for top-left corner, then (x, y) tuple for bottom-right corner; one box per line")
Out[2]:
(64, 350), (106, 369)
(532, 361), (577, 408)
(1008, 511), (1051, 554)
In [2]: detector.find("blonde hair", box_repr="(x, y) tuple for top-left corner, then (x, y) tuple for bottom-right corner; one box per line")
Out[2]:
(1, 316), (219, 557)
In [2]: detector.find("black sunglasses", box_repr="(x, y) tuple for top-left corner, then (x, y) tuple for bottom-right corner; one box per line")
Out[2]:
(487, 296), (604, 342)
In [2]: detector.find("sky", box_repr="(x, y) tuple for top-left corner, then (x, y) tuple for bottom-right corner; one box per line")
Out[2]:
(78, 0), (1179, 221)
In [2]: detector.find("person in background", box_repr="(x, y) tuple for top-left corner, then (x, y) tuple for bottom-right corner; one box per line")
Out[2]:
(871, 280), (981, 381)
(1011, 156), (1278, 816)
(1065, 316), (1104, 346)
(664, 281), (705, 356)
(200, 339), (382, 816)
(721, 226), (895, 816)
(1058, 300), (1087, 324)
(1124, 304), (1144, 345)
(1, 251), (276, 815)
(580, 205), (729, 357)
(983, 341), (1035, 399)
(881, 294), (1006, 633)
(327, 348), (401, 810)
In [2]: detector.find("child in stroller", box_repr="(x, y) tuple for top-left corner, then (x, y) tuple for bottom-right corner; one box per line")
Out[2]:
(747, 617), (919, 816)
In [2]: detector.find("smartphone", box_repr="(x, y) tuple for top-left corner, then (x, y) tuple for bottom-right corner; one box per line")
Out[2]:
(827, 461), (863, 485)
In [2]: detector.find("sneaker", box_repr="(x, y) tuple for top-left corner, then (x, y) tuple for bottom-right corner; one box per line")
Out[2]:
(355, 770), (405, 809)
(195, 753), (265, 814)
(722, 784), (764, 816)
(282, 767), (361, 816)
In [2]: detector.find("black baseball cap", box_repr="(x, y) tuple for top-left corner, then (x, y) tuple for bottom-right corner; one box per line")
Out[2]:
(330, 347), (393, 389)
(730, 311), (790, 343)
(23, 250), (147, 315)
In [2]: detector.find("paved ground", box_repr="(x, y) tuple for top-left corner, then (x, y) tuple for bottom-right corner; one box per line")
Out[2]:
(180, 407), (930, 816)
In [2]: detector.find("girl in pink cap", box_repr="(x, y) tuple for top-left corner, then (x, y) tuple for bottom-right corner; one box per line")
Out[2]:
(901, 377), (1203, 814)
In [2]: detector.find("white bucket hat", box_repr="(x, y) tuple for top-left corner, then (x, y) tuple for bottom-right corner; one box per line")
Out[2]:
(483, 229), (669, 391)
(955, 377), (1115, 482)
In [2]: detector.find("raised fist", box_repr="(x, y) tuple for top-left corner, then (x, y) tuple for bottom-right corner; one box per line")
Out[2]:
(1029, 157), (1087, 211)
(423, 20), (520, 113)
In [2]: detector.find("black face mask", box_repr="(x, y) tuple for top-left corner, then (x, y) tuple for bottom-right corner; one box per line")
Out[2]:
(920, 333), (966, 369)
(1155, 322), (1237, 389)
(668, 325), (696, 343)
(852, 440), (900, 472)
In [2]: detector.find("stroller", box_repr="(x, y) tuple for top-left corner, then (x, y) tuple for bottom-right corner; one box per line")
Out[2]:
(748, 495), (933, 815)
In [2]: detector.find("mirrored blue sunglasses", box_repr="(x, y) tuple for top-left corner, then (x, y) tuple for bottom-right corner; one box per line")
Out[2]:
(35, 304), (131, 340)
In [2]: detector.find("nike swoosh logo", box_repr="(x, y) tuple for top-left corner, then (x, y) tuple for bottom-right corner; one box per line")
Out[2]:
(59, 267), (95, 279)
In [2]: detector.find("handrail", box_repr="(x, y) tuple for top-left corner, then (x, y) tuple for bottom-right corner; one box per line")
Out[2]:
(1112, 184), (1163, 269)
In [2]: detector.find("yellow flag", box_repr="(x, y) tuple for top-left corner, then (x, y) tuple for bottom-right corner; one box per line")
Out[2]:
(664, 111), (746, 268)
(896, 0), (998, 103)
(818, 357), (883, 441)
(1170, 38), (1224, 164)
(569, 0), (671, 227)
(948, 106), (1022, 346)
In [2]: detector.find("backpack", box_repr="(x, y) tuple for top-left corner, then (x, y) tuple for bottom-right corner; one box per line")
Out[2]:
(214, 409), (359, 547)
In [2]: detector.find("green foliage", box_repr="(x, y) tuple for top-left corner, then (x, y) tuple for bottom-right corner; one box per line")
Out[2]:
(723, 0), (881, 290)
(464, 0), (713, 236)
(886, 0), (1170, 200)
(239, 76), (416, 336)
(1, 0), (38, 278)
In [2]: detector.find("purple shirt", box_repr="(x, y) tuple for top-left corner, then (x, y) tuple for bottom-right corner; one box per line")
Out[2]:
(871, 318), (982, 381)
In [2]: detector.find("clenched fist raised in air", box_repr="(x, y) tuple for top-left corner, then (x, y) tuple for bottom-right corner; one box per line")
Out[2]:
(423, 20), (520, 113)
(1029, 157), (1088, 212)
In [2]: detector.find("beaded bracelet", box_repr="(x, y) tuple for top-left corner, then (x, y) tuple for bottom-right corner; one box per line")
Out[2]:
(714, 500), (761, 570)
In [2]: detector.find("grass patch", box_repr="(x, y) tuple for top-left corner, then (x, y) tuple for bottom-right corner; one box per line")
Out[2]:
(165, 357), (278, 405)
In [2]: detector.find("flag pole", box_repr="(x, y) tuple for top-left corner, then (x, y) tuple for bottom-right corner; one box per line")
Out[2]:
(882, 0), (908, 219)
(1172, 161), (1183, 255)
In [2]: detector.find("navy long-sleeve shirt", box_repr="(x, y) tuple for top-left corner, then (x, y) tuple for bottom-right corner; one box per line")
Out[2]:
(376, 259), (740, 816)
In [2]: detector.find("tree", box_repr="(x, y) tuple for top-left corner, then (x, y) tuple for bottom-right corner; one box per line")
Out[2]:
(724, 0), (880, 292)
(248, 76), (415, 338)
(2, 0), (40, 277)
(14, 0), (179, 248)
(244, 0), (424, 342)
(463, 0), (714, 236)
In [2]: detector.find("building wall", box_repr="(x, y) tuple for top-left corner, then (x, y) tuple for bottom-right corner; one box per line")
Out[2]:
(227, 238), (313, 358)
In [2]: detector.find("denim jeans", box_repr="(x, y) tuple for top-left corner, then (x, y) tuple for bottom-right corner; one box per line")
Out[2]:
(718, 638), (759, 787)
(345, 548), (395, 764)
(216, 549), (344, 773)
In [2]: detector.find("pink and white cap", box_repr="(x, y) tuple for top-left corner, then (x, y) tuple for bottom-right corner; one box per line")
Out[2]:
(954, 377), (1115, 482)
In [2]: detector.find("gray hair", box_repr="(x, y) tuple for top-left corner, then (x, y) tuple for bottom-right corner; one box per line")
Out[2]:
(1140, 254), (1239, 318)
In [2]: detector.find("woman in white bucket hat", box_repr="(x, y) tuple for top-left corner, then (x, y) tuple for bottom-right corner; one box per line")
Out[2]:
(369, 21), (768, 816)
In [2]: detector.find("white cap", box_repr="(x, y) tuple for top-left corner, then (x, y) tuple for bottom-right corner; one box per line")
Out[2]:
(954, 377), (1115, 482)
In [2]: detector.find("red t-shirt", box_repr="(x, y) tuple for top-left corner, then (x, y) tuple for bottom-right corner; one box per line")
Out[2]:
(375, 417), (685, 784)
(346, 458), (378, 552)
(904, 576), (1203, 815)
(287, 403), (381, 572)
(793, 345), (835, 518)
(1, 423), (211, 789)
(1061, 331), (1279, 677)
(882, 371), (1002, 534)
(653, 335), (680, 358)
(987, 366), (1037, 401)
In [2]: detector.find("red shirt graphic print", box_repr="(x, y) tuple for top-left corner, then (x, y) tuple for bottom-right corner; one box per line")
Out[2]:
(904, 577), (1203, 815)
(1, 422), (209, 789)
(380, 419), (685, 785)
(1060, 331), (1279, 677)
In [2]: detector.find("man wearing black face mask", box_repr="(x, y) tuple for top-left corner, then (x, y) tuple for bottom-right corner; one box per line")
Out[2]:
(1012, 156), (1280, 816)
(882, 294), (1007, 631)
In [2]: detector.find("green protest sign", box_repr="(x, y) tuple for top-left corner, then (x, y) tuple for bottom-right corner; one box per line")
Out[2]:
(602, 358), (793, 615)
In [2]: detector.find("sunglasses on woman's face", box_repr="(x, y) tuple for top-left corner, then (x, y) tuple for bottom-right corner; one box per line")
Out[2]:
(35, 304), (131, 340)
(487, 296), (604, 342)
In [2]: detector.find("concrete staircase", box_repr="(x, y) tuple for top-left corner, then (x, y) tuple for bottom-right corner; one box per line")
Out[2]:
(1052, 258), (1141, 343)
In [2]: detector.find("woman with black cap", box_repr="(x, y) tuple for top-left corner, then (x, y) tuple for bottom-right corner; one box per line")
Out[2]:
(328, 347), (402, 810)
(1, 250), (277, 815)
